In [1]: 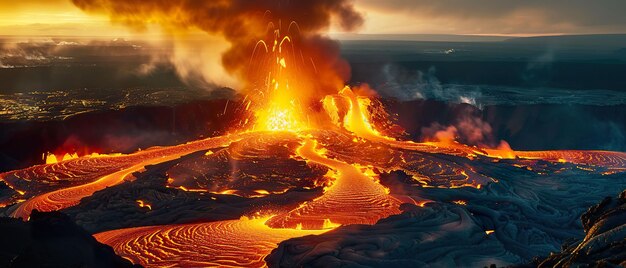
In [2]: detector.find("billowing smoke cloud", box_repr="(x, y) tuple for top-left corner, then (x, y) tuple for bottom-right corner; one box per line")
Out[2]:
(71, 0), (363, 95)
(421, 113), (504, 148)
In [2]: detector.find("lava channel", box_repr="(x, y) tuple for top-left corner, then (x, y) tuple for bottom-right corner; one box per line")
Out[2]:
(95, 217), (326, 267)
(266, 138), (402, 229)
(4, 133), (249, 219)
(92, 134), (405, 267)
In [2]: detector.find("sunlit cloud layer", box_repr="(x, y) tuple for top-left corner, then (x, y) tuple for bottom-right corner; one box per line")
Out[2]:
(2, 0), (626, 37)
(356, 0), (626, 35)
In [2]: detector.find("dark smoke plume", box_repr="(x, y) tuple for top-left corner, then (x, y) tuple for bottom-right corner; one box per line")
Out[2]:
(72, 0), (363, 94)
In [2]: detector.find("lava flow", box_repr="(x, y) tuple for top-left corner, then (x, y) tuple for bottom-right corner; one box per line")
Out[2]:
(3, 82), (626, 266)
(95, 217), (327, 267)
(2, 133), (250, 219)
(93, 134), (404, 267)
(266, 138), (402, 229)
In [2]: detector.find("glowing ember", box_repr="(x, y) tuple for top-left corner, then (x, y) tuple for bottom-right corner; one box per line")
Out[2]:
(136, 200), (151, 210)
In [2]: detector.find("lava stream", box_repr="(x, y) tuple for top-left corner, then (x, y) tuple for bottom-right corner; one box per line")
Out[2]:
(333, 87), (626, 170)
(266, 138), (402, 229)
(11, 162), (148, 220)
(5, 134), (248, 219)
(333, 88), (481, 158)
(514, 150), (626, 170)
(93, 135), (405, 267)
(95, 217), (326, 268)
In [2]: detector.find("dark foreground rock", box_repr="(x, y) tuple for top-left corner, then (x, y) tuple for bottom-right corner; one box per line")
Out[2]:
(532, 190), (626, 267)
(0, 210), (139, 268)
(266, 189), (626, 268)
(265, 203), (512, 267)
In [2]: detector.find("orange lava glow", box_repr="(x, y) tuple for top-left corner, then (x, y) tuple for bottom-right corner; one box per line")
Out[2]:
(95, 217), (326, 267)
(89, 133), (407, 266)
(4, 133), (250, 219)
(266, 138), (402, 229)
(323, 86), (394, 141)
(248, 30), (310, 132)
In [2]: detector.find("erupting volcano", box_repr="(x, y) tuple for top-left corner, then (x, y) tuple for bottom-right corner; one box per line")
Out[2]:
(3, 77), (626, 266)
(1, 1), (626, 267)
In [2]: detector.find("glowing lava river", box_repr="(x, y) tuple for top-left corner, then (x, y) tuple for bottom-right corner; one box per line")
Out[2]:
(93, 136), (403, 267)
(1, 89), (626, 267)
(3, 133), (253, 220)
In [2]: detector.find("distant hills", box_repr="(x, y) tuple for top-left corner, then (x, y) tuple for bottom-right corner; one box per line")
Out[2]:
(332, 33), (510, 42)
(504, 34), (626, 48)
(335, 33), (626, 47)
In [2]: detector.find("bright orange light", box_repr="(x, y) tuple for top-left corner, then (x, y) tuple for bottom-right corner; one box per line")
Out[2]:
(341, 87), (388, 139)
(250, 31), (309, 132)
(136, 200), (152, 210)
(482, 141), (517, 159)
(255, 101), (305, 132)
(43, 152), (82, 164)
(44, 153), (58, 164)
(453, 200), (467, 205)
(322, 86), (395, 141)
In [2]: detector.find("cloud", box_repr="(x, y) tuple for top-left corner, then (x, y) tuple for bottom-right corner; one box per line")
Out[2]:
(356, 0), (626, 34)
(421, 113), (497, 147)
(71, 0), (363, 94)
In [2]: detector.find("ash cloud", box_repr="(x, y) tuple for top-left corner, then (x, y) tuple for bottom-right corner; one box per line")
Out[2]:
(421, 113), (500, 147)
(71, 0), (363, 94)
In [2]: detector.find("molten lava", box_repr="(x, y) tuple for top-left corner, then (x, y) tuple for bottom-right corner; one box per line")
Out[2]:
(4, 133), (251, 219)
(266, 138), (402, 229)
(95, 217), (326, 267)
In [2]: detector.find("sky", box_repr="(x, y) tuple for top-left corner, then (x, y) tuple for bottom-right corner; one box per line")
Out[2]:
(0, 0), (130, 37)
(2, 0), (626, 37)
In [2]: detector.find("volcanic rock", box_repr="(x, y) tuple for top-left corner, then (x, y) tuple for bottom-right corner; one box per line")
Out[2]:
(0, 210), (139, 268)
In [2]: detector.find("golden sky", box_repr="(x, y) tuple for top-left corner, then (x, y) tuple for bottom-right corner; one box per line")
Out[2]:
(0, 0), (135, 37)
(1, 0), (626, 37)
